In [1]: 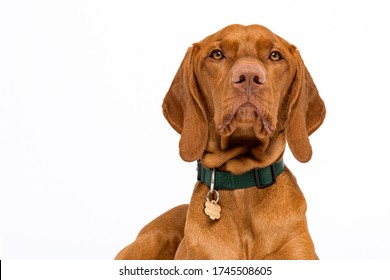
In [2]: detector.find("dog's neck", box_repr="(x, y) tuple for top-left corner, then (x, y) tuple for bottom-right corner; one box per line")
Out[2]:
(201, 125), (286, 175)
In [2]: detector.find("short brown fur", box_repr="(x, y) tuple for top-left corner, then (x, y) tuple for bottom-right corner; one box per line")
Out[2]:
(115, 24), (325, 260)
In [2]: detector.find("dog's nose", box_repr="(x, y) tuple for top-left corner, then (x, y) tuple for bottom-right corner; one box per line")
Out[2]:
(232, 60), (266, 94)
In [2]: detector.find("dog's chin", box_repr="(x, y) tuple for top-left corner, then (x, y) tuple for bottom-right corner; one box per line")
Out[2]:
(218, 103), (274, 139)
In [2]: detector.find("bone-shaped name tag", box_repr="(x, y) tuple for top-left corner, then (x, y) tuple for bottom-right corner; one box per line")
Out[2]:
(204, 199), (221, 220)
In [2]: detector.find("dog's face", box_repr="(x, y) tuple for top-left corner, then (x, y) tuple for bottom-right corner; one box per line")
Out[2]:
(194, 25), (293, 139)
(163, 24), (325, 173)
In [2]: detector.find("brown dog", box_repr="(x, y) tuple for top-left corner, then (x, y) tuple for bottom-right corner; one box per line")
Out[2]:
(115, 24), (325, 260)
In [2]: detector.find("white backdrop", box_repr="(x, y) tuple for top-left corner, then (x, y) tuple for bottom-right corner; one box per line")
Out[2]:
(1, 0), (389, 260)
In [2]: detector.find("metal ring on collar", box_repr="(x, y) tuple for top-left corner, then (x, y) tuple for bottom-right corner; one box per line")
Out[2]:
(205, 169), (219, 203)
(206, 189), (220, 203)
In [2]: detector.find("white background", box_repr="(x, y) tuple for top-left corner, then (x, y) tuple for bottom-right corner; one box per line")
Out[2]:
(0, 0), (389, 260)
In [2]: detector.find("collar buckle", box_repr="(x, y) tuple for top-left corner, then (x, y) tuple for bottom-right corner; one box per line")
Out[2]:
(197, 160), (202, 181)
(254, 163), (276, 189)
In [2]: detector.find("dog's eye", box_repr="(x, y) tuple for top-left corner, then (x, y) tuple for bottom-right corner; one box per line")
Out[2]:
(210, 50), (225, 60)
(269, 51), (283, 61)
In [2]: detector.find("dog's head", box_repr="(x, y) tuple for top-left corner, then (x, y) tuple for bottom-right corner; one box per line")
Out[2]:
(163, 24), (325, 173)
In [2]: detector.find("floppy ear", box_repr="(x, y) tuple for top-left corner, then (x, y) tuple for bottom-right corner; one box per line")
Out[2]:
(286, 47), (326, 163)
(162, 46), (208, 162)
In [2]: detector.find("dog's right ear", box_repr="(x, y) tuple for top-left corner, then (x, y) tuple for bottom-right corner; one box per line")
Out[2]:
(286, 47), (326, 163)
(162, 46), (208, 162)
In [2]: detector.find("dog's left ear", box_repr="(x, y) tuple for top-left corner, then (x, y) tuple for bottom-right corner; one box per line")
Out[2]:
(286, 47), (326, 163)
(162, 46), (208, 162)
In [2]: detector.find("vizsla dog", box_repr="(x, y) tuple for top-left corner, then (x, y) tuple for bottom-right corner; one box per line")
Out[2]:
(115, 24), (325, 260)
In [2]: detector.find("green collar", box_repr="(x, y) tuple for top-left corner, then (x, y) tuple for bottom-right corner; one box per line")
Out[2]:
(197, 159), (284, 190)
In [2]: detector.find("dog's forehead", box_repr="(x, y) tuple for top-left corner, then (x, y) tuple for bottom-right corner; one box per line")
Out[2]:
(198, 24), (282, 48)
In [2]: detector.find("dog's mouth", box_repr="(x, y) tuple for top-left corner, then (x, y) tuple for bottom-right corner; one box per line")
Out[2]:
(217, 103), (274, 138)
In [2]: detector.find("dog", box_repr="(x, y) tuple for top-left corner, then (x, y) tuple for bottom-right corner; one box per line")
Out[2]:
(115, 24), (325, 260)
